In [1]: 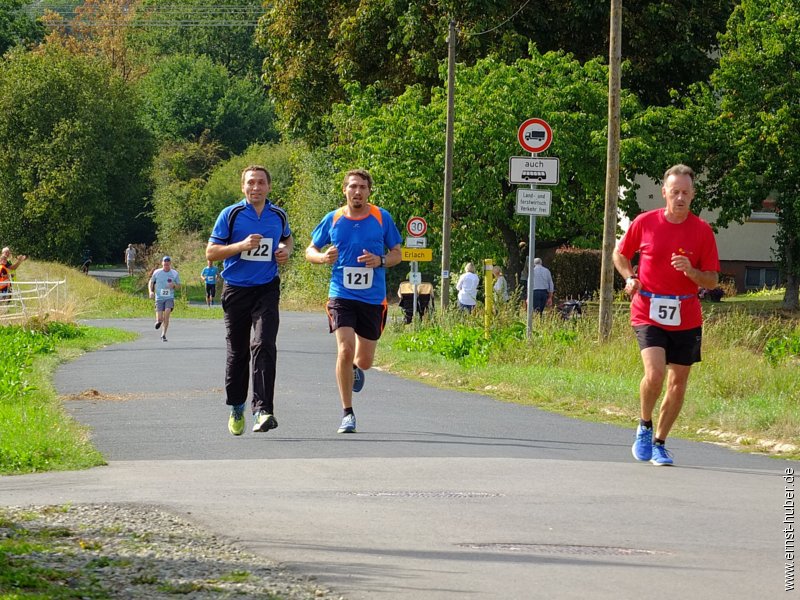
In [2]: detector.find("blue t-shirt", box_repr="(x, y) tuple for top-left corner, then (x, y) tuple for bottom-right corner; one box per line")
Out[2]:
(311, 205), (402, 304)
(208, 199), (292, 287)
(201, 266), (219, 284)
(150, 268), (180, 299)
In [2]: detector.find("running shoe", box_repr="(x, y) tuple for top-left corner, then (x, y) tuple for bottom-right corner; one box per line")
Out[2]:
(253, 411), (278, 433)
(228, 403), (245, 436)
(337, 413), (357, 434)
(155, 321), (162, 330)
(650, 443), (674, 466)
(161, 335), (167, 342)
(352, 366), (365, 393)
(631, 424), (653, 462)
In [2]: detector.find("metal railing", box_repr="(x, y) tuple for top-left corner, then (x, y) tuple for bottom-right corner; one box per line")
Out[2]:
(0, 280), (68, 324)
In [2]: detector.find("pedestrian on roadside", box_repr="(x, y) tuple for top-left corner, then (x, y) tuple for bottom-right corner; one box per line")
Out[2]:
(124, 244), (137, 276)
(206, 165), (293, 436)
(531, 258), (554, 314)
(613, 164), (720, 466)
(200, 260), (219, 307)
(493, 265), (509, 303)
(456, 262), (479, 313)
(148, 256), (181, 342)
(305, 168), (402, 434)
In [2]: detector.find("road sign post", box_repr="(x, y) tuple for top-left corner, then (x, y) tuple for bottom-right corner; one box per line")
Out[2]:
(512, 118), (558, 340)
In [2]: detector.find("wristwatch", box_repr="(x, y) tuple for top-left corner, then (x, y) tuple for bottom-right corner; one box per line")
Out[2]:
(380, 255), (386, 268)
(626, 275), (638, 285)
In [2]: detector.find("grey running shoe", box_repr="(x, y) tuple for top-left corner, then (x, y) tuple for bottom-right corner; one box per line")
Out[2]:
(337, 413), (356, 434)
(253, 411), (278, 433)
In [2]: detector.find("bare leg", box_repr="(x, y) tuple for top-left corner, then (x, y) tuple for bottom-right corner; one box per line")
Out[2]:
(655, 364), (691, 441)
(639, 347), (667, 421)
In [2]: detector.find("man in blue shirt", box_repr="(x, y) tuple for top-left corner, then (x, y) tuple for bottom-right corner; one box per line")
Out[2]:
(206, 165), (294, 436)
(200, 260), (219, 307)
(306, 169), (402, 433)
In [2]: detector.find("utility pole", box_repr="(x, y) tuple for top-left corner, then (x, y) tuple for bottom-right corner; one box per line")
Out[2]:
(440, 19), (456, 311)
(599, 0), (622, 342)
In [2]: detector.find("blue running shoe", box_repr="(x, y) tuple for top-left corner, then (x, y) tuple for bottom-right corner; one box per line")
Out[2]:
(337, 413), (357, 434)
(650, 443), (674, 466)
(228, 403), (245, 436)
(253, 410), (278, 433)
(352, 366), (365, 393)
(632, 424), (653, 462)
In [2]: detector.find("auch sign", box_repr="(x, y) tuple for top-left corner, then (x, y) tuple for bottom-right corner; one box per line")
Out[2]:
(401, 247), (433, 262)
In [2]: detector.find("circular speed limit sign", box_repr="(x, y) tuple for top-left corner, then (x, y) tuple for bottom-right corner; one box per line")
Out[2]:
(406, 216), (427, 237)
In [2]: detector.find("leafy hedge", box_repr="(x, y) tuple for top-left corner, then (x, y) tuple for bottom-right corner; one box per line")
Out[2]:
(550, 247), (625, 300)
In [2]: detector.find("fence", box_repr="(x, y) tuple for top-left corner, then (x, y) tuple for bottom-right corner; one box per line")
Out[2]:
(0, 280), (68, 324)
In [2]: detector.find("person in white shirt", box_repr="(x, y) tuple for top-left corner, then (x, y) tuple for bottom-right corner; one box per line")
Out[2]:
(531, 257), (554, 313)
(456, 262), (480, 312)
(493, 265), (509, 302)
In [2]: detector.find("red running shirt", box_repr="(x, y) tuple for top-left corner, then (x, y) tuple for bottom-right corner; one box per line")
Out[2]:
(617, 209), (720, 330)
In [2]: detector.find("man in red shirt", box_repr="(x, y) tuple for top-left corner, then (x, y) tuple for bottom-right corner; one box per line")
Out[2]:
(613, 164), (720, 465)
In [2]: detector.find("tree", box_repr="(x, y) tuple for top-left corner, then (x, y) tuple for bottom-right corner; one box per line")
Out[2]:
(331, 48), (644, 284)
(136, 53), (279, 153)
(704, 0), (800, 309)
(1, 0), (45, 56)
(258, 0), (735, 139)
(0, 46), (155, 263)
(40, 0), (143, 81)
(131, 0), (265, 79)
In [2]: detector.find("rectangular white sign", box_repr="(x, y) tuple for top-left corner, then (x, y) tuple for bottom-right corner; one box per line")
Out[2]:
(508, 157), (560, 185)
(405, 236), (427, 248)
(516, 189), (552, 216)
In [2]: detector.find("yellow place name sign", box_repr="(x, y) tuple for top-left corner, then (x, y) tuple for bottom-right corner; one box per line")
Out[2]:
(401, 248), (433, 262)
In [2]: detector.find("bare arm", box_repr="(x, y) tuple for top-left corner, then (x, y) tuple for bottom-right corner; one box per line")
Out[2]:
(613, 247), (641, 296)
(305, 243), (339, 265)
(274, 235), (294, 265)
(671, 254), (719, 289)
(206, 235), (263, 262)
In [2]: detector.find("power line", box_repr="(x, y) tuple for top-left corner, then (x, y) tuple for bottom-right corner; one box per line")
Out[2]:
(467, 0), (531, 37)
(25, 4), (266, 27)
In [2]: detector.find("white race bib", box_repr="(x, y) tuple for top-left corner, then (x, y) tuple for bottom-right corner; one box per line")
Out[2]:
(649, 296), (681, 326)
(241, 238), (274, 261)
(159, 288), (172, 297)
(343, 266), (374, 290)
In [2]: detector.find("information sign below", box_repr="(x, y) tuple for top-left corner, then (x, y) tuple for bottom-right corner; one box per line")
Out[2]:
(405, 236), (427, 248)
(401, 248), (433, 262)
(516, 189), (552, 216)
(508, 157), (560, 186)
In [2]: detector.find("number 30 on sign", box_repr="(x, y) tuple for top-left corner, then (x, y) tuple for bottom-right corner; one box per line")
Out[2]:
(406, 216), (427, 237)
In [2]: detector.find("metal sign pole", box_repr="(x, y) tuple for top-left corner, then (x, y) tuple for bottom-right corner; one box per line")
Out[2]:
(526, 153), (538, 341)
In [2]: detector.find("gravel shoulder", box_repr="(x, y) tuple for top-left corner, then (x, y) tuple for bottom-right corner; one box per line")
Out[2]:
(0, 503), (339, 599)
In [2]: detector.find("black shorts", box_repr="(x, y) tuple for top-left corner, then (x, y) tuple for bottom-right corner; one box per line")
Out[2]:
(205, 283), (216, 297)
(634, 325), (702, 366)
(326, 298), (387, 341)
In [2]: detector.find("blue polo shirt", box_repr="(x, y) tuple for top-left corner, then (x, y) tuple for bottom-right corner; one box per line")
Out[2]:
(209, 199), (291, 287)
(311, 204), (402, 305)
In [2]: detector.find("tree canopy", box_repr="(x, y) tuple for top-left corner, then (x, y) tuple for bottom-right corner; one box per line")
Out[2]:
(0, 46), (155, 263)
(259, 0), (735, 140)
(331, 47), (644, 280)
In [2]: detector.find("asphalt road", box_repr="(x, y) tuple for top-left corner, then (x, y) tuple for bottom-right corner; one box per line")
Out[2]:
(1, 313), (794, 599)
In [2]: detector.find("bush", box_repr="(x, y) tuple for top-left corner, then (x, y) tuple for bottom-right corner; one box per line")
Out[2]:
(550, 247), (624, 300)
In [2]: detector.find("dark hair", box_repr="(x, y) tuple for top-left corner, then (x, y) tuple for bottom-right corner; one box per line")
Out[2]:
(342, 169), (373, 191)
(241, 165), (271, 185)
